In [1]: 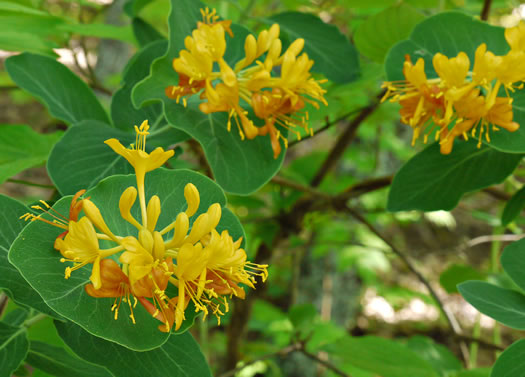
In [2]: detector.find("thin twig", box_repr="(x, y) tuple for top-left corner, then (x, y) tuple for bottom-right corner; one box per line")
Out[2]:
(466, 234), (525, 248)
(343, 206), (470, 364)
(219, 343), (301, 377)
(271, 176), (330, 199)
(300, 348), (350, 377)
(219, 342), (350, 377)
(288, 108), (362, 148)
(482, 187), (511, 201)
(0, 293), (8, 318)
(453, 333), (505, 351)
(23, 313), (47, 328)
(310, 90), (385, 187)
(7, 179), (55, 189)
(187, 139), (213, 178)
(480, 0), (492, 21)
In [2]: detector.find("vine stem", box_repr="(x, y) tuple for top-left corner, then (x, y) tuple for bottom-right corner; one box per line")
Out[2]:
(343, 206), (470, 364)
(219, 342), (351, 377)
(24, 313), (47, 328)
(480, 0), (492, 21)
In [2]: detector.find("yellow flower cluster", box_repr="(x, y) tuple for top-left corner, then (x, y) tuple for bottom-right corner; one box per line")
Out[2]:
(165, 8), (327, 158)
(24, 120), (268, 332)
(382, 22), (525, 154)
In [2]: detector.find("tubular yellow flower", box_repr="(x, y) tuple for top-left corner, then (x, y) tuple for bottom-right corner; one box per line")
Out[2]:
(166, 9), (327, 158)
(31, 122), (269, 333)
(382, 23), (523, 154)
(505, 21), (525, 52)
(55, 217), (122, 289)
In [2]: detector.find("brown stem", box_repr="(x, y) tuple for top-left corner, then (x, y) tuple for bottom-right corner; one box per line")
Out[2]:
(271, 176), (330, 199)
(187, 139), (213, 178)
(342, 206), (470, 365)
(299, 347), (350, 377)
(480, 0), (492, 21)
(7, 179), (55, 189)
(453, 333), (505, 352)
(482, 187), (511, 201)
(219, 343), (301, 377)
(0, 294), (8, 318)
(310, 90), (385, 187)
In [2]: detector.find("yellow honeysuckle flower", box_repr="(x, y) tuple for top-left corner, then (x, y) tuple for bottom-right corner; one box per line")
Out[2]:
(29, 122), (269, 333)
(172, 242), (209, 330)
(382, 22), (523, 154)
(505, 21), (525, 52)
(105, 120), (173, 230)
(432, 52), (470, 88)
(55, 217), (122, 289)
(205, 229), (268, 293)
(165, 9), (327, 158)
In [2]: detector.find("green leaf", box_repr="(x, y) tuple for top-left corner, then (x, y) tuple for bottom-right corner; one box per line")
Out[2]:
(9, 168), (244, 350)
(3, 308), (29, 327)
(269, 11), (360, 83)
(0, 322), (28, 377)
(164, 108), (285, 194)
(501, 238), (525, 292)
(384, 12), (525, 153)
(490, 339), (525, 377)
(131, 17), (164, 47)
(457, 369), (490, 377)
(5, 53), (109, 126)
(132, 0), (288, 194)
(387, 141), (522, 212)
(406, 336), (461, 377)
(0, 2), (51, 16)
(458, 281), (525, 329)
(0, 125), (62, 184)
(111, 40), (168, 129)
(0, 194), (58, 317)
(55, 320), (212, 377)
(354, 4), (424, 63)
(47, 121), (135, 195)
(26, 341), (113, 377)
(502, 185), (525, 226)
(326, 335), (439, 377)
(0, 31), (58, 56)
(57, 23), (135, 43)
(439, 264), (486, 294)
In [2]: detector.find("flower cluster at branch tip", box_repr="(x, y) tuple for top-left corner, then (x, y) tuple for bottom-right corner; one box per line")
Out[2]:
(381, 21), (525, 154)
(23, 120), (268, 332)
(165, 7), (327, 158)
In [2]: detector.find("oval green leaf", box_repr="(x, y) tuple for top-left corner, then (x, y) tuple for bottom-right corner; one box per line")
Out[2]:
(326, 335), (439, 377)
(55, 320), (212, 377)
(0, 194), (58, 317)
(9, 168), (244, 350)
(501, 238), (525, 292)
(26, 341), (113, 377)
(0, 322), (28, 377)
(5, 53), (109, 126)
(491, 339), (525, 377)
(47, 121), (135, 195)
(501, 185), (525, 225)
(0, 125), (62, 184)
(269, 11), (360, 83)
(387, 141), (522, 212)
(353, 4), (424, 63)
(458, 281), (525, 330)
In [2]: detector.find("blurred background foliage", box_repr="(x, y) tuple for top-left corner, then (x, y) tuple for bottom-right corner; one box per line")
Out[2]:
(2, 0), (525, 376)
